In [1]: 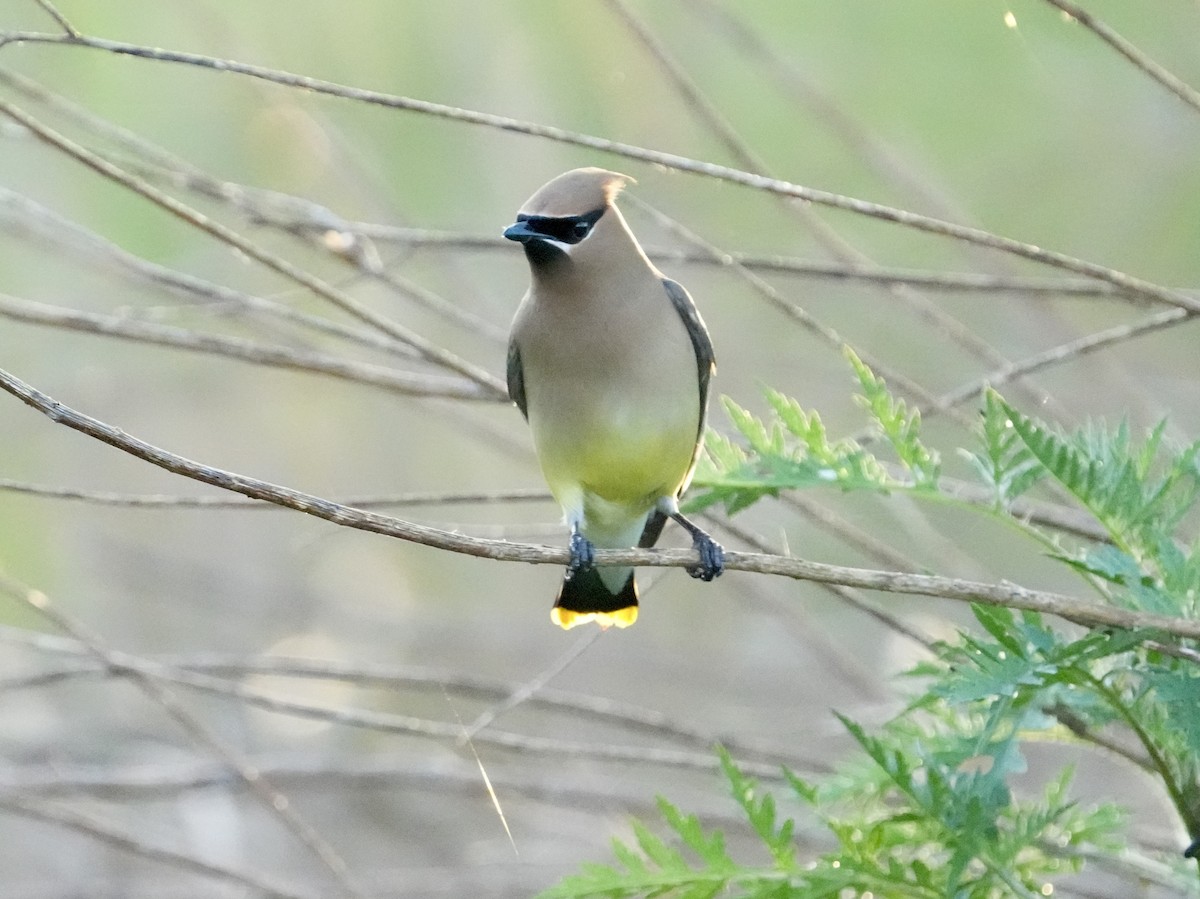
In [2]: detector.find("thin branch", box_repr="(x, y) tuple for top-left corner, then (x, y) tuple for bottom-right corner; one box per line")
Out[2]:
(32, 0), (80, 39)
(0, 631), (797, 778)
(0, 99), (507, 397)
(1042, 0), (1200, 116)
(605, 0), (1039, 391)
(1, 31), (1196, 313)
(600, 0), (1050, 415)
(0, 795), (316, 899)
(1044, 702), (1154, 772)
(0, 574), (366, 898)
(709, 512), (940, 659)
(626, 194), (976, 430)
(461, 629), (602, 739)
(0, 187), (435, 361)
(3, 365), (1198, 640)
(0, 293), (496, 400)
(779, 493), (924, 574)
(1, 759), (701, 820)
(347, 226), (1178, 299)
(0, 70), (507, 345)
(0, 631), (814, 765)
(0, 480), (550, 509)
(928, 305), (1194, 414)
(692, 0), (976, 231)
(936, 476), (1111, 544)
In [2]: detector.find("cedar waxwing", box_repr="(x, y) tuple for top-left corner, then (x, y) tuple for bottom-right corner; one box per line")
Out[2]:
(504, 168), (724, 629)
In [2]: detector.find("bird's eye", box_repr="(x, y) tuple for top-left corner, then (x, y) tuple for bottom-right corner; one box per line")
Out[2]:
(518, 207), (605, 246)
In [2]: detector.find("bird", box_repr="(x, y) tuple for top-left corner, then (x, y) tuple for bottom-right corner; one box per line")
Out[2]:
(503, 167), (724, 629)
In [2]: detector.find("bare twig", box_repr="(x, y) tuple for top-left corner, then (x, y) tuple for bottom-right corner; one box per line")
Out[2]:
(1, 31), (1196, 313)
(0, 574), (366, 898)
(1045, 702), (1154, 772)
(0, 293), (495, 400)
(692, 0), (975, 229)
(32, 0), (80, 39)
(3, 365), (1198, 639)
(1, 759), (712, 820)
(711, 513), (939, 656)
(0, 480), (550, 509)
(0, 188), (435, 361)
(626, 194), (976, 429)
(461, 630), (602, 739)
(935, 476), (1111, 544)
(0, 629), (814, 764)
(1042, 0), (1200, 116)
(928, 305), (1194, 414)
(0, 99), (507, 397)
(389, 227), (1200, 307)
(606, 0), (1038, 393)
(0, 630), (796, 778)
(0, 795), (316, 899)
(335, 225), (1159, 298)
(0, 69), (508, 346)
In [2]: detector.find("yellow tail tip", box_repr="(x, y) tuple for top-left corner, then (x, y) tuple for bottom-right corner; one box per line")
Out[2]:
(551, 606), (639, 630)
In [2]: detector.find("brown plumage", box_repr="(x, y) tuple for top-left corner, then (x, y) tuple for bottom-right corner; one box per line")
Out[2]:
(504, 168), (724, 629)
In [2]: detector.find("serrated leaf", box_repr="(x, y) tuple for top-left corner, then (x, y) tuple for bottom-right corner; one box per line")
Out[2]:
(1001, 400), (1200, 570)
(631, 818), (683, 871)
(612, 836), (649, 875)
(1146, 668), (1200, 756)
(656, 797), (733, 871)
(845, 346), (940, 487)
(970, 388), (1046, 505)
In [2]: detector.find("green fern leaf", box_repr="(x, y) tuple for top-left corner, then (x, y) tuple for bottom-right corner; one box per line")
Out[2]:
(845, 347), (940, 487)
(655, 797), (734, 872)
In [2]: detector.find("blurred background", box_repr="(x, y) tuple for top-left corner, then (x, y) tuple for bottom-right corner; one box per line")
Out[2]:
(1, 0), (1198, 895)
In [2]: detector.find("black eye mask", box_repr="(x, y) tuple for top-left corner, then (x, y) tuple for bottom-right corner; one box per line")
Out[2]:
(514, 206), (605, 245)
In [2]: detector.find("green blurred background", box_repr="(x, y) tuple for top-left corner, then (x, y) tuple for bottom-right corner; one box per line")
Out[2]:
(1, 0), (1198, 895)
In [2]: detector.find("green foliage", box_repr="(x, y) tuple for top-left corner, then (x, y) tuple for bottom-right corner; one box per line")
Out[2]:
(548, 357), (1200, 898)
(1000, 396), (1200, 599)
(845, 348), (940, 488)
(690, 350), (937, 513)
(961, 387), (1044, 507)
(539, 728), (1129, 899)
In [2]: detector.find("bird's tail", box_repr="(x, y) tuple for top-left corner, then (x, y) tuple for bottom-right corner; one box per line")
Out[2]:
(551, 566), (638, 630)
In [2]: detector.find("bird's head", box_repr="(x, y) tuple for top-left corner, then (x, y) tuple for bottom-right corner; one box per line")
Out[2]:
(503, 167), (634, 268)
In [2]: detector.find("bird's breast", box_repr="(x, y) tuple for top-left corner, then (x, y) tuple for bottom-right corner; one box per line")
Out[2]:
(512, 275), (705, 504)
(528, 374), (700, 506)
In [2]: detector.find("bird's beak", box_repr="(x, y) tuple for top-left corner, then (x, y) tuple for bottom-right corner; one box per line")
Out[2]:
(503, 221), (538, 243)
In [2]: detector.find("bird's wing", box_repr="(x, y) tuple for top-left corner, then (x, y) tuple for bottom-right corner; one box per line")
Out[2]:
(506, 339), (528, 420)
(661, 277), (715, 437)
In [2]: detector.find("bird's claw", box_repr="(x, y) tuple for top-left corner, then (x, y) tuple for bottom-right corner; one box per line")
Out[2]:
(687, 534), (725, 581)
(566, 531), (596, 579)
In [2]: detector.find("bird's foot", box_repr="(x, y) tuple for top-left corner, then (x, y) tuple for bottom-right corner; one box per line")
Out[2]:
(687, 532), (725, 581)
(566, 530), (596, 580)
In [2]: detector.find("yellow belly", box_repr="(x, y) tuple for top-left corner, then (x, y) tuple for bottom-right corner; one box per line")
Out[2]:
(534, 411), (697, 509)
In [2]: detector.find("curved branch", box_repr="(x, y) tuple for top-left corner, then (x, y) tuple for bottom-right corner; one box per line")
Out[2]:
(329, 226), (1153, 297)
(1, 31), (1197, 313)
(0, 795), (316, 899)
(1042, 0), (1200, 116)
(0, 99), (507, 398)
(0, 572), (363, 896)
(3, 365), (1199, 640)
(0, 294), (497, 400)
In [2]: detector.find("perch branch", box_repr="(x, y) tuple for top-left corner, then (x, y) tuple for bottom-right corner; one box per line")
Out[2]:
(3, 365), (1200, 640)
